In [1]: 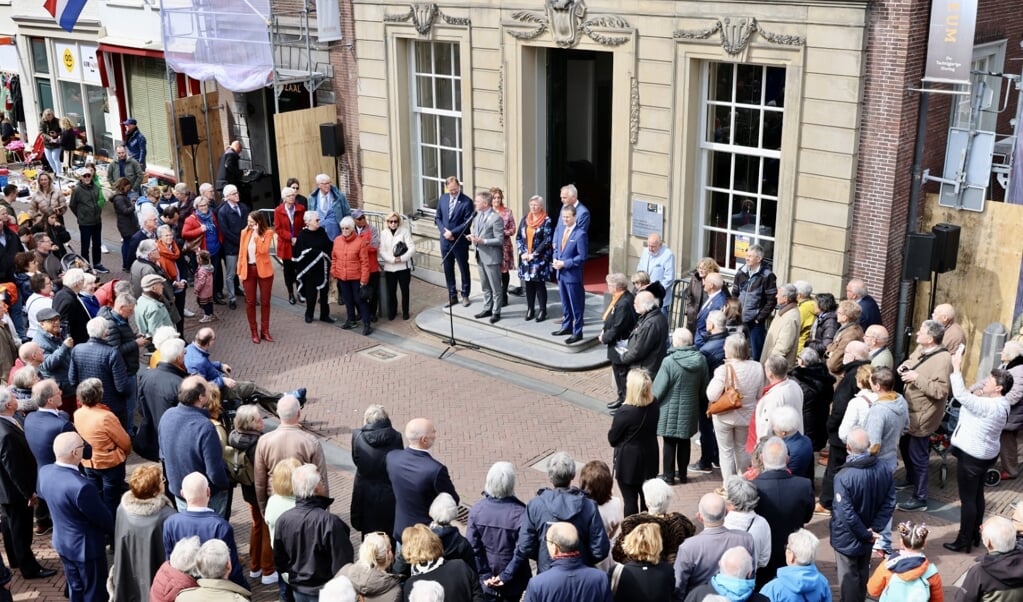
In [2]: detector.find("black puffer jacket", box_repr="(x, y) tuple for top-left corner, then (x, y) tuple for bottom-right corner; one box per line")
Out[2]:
(827, 359), (871, 447)
(350, 418), (403, 534)
(790, 362), (836, 450)
(273, 495), (354, 595)
(731, 263), (777, 324)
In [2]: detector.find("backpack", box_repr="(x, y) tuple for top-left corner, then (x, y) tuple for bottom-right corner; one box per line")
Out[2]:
(881, 561), (937, 602)
(225, 445), (253, 486)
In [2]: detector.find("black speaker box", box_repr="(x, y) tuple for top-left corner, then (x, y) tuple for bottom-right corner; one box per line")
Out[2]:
(904, 232), (935, 281)
(931, 223), (961, 274)
(319, 122), (345, 157)
(178, 115), (200, 146)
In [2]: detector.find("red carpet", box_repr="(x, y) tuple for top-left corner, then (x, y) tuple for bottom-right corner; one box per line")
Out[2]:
(583, 255), (609, 294)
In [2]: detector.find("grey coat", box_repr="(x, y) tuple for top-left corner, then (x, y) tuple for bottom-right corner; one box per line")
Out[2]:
(110, 491), (177, 602)
(653, 346), (709, 439)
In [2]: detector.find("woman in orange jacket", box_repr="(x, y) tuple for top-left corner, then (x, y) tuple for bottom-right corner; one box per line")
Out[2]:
(237, 212), (275, 344)
(74, 377), (132, 523)
(331, 216), (371, 335)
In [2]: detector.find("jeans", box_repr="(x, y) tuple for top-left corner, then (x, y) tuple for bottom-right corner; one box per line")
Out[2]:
(123, 376), (138, 435)
(224, 255), (239, 300)
(44, 147), (63, 177)
(293, 591), (319, 602)
(899, 434), (931, 502)
(79, 223), (103, 265)
(748, 322), (767, 361)
(84, 463), (126, 525)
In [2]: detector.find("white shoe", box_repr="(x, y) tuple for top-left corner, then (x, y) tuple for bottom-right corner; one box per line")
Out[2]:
(249, 570), (261, 579)
(261, 571), (278, 585)
(198, 315), (213, 323)
(183, 308), (196, 317)
(101, 244), (109, 254)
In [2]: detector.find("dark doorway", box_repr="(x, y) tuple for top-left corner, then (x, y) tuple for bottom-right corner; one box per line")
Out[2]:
(546, 49), (612, 257)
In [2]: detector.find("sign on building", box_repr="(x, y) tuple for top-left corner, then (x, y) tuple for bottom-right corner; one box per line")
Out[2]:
(923, 0), (978, 85)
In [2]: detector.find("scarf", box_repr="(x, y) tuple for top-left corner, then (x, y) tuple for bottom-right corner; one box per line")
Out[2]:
(602, 290), (625, 321)
(524, 210), (546, 253)
(411, 557), (444, 576)
(157, 241), (180, 279)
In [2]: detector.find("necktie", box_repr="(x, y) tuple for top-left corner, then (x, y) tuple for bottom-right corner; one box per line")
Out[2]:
(448, 194), (456, 216)
(561, 227), (570, 251)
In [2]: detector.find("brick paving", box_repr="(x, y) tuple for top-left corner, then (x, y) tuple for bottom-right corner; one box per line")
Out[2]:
(4, 197), (1018, 599)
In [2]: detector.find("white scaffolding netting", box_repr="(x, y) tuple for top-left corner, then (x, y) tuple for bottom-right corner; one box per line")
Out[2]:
(161, 0), (273, 93)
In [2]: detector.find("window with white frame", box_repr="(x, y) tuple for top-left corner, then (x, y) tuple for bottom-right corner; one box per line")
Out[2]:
(410, 41), (462, 211)
(697, 62), (786, 271)
(951, 40), (1007, 132)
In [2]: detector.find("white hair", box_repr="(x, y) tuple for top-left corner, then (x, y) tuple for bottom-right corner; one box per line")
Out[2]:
(408, 580), (445, 602)
(159, 338), (186, 364)
(340, 216), (355, 230)
(719, 546), (754, 579)
(199, 183), (213, 194)
(281, 187), (297, 199)
(671, 328), (693, 348)
(484, 461), (516, 498)
(786, 529), (819, 565)
(169, 536), (202, 574)
(983, 516), (1016, 553)
(642, 478), (674, 515)
(770, 405), (801, 436)
(315, 173), (331, 184)
(138, 204), (159, 227)
(707, 310), (726, 332)
(277, 395), (300, 422)
(194, 539), (231, 580)
(291, 463), (320, 499)
(62, 268), (86, 289)
(304, 210), (320, 225)
(136, 239), (158, 258)
(85, 316), (108, 339)
(222, 184), (238, 197)
(761, 437), (789, 471)
(793, 280), (813, 298)
(320, 574), (357, 602)
(429, 492), (458, 525)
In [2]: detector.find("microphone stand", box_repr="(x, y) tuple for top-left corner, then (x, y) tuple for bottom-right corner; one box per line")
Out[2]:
(439, 212), (480, 359)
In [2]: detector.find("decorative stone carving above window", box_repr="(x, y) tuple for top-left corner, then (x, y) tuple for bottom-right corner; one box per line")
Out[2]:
(384, 3), (470, 35)
(673, 17), (804, 55)
(506, 0), (631, 48)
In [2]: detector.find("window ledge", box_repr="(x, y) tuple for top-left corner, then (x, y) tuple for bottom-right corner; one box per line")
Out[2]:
(105, 0), (148, 8)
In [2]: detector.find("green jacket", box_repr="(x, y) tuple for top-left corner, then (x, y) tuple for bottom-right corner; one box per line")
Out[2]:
(69, 181), (103, 226)
(653, 345), (709, 439)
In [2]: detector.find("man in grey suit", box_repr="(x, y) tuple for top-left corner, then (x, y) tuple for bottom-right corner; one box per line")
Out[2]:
(468, 190), (505, 324)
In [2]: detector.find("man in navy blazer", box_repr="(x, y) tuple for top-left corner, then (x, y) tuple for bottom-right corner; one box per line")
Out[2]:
(386, 418), (459, 543)
(558, 184), (590, 232)
(24, 379), (79, 535)
(434, 176), (475, 307)
(694, 273), (727, 348)
(551, 204), (588, 344)
(38, 432), (114, 601)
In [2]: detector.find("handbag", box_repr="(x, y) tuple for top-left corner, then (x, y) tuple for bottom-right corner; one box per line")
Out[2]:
(707, 363), (743, 416)
(393, 239), (408, 258)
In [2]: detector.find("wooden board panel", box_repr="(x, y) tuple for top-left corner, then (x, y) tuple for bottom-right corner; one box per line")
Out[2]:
(167, 91), (223, 191)
(273, 105), (339, 203)
(913, 194), (1023, 378)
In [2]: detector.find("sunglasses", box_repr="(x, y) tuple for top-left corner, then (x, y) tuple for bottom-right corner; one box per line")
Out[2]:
(81, 174), (92, 179)
(386, 219), (399, 224)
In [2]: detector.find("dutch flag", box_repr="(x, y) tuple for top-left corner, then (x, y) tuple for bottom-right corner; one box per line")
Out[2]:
(43, 0), (88, 33)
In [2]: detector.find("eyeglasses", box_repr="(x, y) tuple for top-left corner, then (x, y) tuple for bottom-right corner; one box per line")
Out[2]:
(386, 219), (399, 224)
(81, 174), (92, 179)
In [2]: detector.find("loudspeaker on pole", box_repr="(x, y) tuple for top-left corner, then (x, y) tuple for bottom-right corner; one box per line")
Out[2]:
(319, 122), (345, 157)
(903, 232), (935, 281)
(931, 223), (961, 274)
(178, 115), (200, 146)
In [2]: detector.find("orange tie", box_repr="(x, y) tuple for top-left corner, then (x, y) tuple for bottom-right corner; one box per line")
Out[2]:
(561, 227), (571, 251)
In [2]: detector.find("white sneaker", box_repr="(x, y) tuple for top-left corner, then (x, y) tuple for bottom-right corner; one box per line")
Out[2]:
(101, 244), (109, 254)
(198, 315), (213, 323)
(249, 570), (261, 579)
(261, 571), (278, 585)
(183, 308), (196, 317)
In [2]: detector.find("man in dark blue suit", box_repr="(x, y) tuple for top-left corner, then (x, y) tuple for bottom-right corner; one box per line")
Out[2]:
(24, 379), (79, 535)
(558, 184), (591, 232)
(551, 205), (588, 344)
(0, 387), (56, 580)
(434, 176), (475, 307)
(385, 418), (459, 543)
(694, 273), (727, 348)
(38, 432), (113, 601)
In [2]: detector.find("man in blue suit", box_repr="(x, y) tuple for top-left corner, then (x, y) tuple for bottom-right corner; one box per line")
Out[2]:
(385, 417), (459, 543)
(551, 204), (588, 344)
(558, 184), (591, 232)
(434, 176), (475, 307)
(694, 273), (727, 348)
(38, 432), (114, 601)
(24, 379), (79, 535)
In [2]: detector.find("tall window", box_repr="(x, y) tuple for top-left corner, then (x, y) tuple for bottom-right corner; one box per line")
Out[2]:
(698, 62), (785, 270)
(410, 41), (462, 210)
(30, 38), (53, 118)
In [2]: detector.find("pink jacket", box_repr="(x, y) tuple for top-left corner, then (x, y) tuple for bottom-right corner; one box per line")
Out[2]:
(149, 562), (198, 602)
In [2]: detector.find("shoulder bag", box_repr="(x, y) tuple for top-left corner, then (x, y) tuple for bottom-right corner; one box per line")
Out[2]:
(707, 363), (743, 416)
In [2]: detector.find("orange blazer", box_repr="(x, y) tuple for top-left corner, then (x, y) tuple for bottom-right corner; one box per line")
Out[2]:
(237, 227), (275, 280)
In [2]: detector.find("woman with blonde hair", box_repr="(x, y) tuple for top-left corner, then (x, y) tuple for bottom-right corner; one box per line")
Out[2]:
(338, 532), (401, 602)
(265, 457), (302, 601)
(825, 300), (864, 375)
(39, 108), (62, 176)
(110, 464), (176, 600)
(489, 187), (515, 307)
(610, 522), (674, 600)
(378, 212), (415, 320)
(401, 524), (482, 601)
(29, 171), (66, 224)
(608, 368), (660, 516)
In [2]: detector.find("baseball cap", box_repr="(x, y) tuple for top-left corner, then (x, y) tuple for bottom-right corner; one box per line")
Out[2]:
(350, 209), (364, 219)
(122, 118), (137, 126)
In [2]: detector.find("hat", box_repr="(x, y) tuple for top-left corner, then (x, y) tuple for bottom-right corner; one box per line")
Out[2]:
(37, 308), (60, 322)
(122, 118), (137, 126)
(350, 209), (364, 219)
(141, 274), (164, 291)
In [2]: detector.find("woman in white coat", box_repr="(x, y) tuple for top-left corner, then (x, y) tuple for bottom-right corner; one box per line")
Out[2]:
(378, 211), (415, 320)
(707, 333), (766, 485)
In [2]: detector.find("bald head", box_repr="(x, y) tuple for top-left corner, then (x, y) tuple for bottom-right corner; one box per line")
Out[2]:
(277, 395), (301, 424)
(18, 342), (43, 366)
(865, 325), (889, 349)
(181, 472), (211, 506)
(545, 522), (579, 554)
(53, 432), (84, 463)
(933, 303), (956, 326)
(698, 492), (727, 526)
(646, 234), (662, 254)
(844, 341), (870, 362)
(846, 428), (871, 455)
(719, 546), (754, 579)
(405, 418), (437, 450)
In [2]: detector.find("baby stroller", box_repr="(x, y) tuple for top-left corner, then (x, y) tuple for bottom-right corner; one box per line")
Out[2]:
(930, 397), (1002, 487)
(60, 251), (92, 275)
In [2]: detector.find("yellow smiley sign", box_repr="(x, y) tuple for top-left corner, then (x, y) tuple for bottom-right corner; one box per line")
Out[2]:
(62, 48), (75, 73)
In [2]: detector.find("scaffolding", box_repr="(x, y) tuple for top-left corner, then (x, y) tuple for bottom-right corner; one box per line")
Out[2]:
(269, 4), (334, 114)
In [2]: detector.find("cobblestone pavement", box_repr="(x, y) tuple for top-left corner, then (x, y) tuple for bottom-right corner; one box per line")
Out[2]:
(5, 198), (1018, 599)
